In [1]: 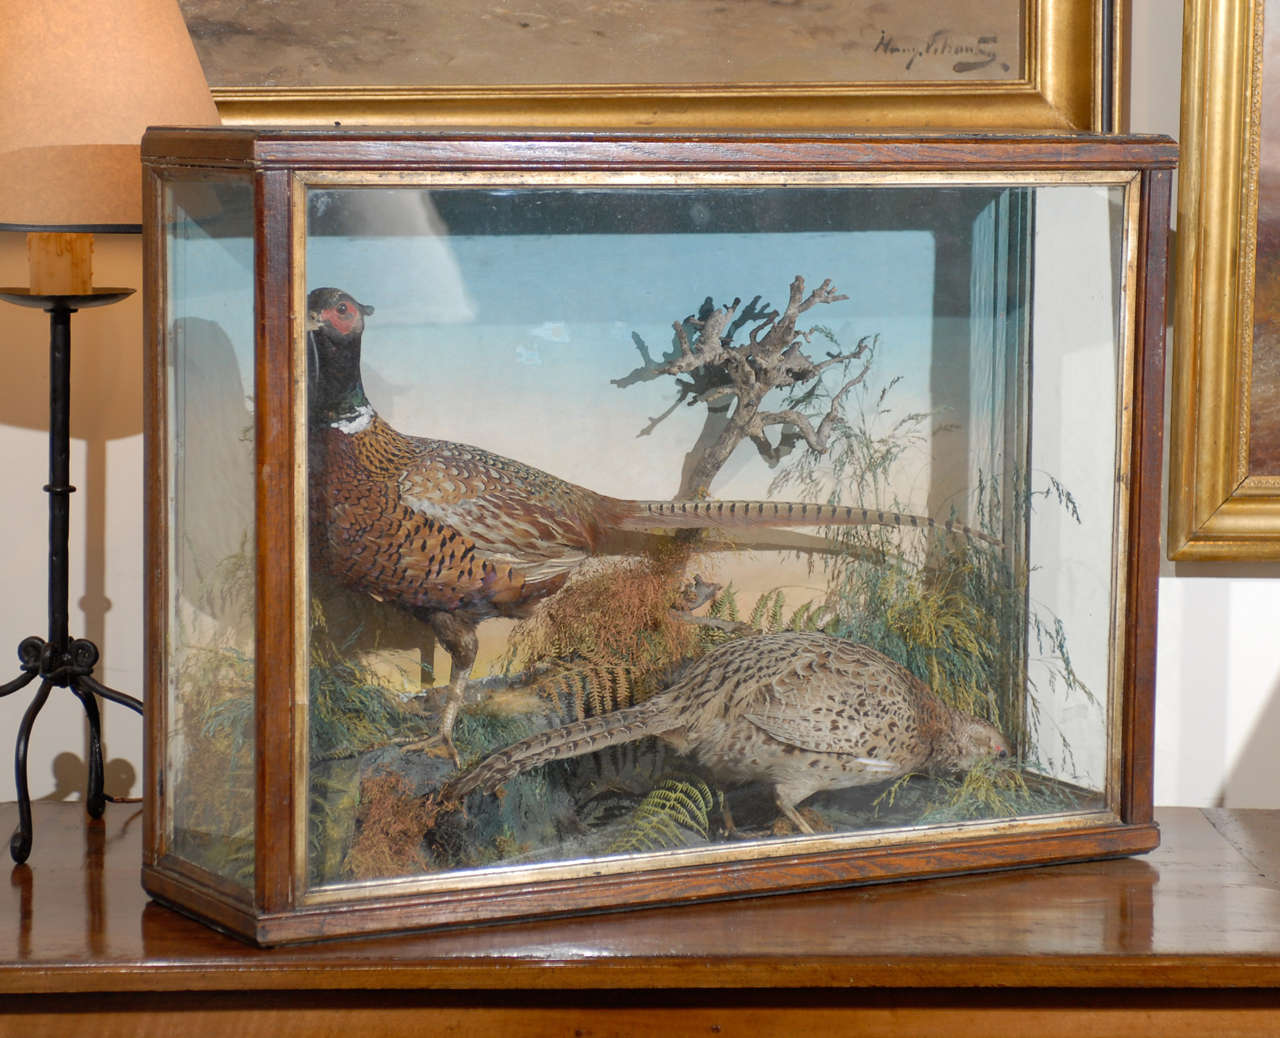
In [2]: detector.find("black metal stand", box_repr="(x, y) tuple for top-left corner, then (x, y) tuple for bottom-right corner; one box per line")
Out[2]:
(0, 289), (141, 864)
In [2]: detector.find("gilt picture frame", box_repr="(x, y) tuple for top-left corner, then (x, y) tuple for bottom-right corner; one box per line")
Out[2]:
(182, 0), (1125, 132)
(1168, 0), (1280, 560)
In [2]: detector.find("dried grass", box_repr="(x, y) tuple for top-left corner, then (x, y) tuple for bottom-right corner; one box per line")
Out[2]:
(344, 770), (435, 880)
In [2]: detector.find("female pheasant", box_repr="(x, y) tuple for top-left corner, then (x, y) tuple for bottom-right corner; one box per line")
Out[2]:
(307, 287), (996, 763)
(444, 631), (1010, 834)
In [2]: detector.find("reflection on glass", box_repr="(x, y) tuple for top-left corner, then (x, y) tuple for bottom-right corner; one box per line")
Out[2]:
(164, 177), (257, 886)
(303, 182), (1124, 889)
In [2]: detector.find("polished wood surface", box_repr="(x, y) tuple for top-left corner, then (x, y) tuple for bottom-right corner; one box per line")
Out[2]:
(4, 803), (1280, 1038)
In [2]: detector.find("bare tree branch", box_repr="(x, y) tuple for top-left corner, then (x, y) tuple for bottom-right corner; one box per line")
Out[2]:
(754, 365), (870, 455)
(615, 275), (869, 498)
(636, 392), (691, 438)
(748, 429), (805, 468)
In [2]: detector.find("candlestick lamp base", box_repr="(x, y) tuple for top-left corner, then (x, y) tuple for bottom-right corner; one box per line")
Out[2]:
(0, 288), (141, 864)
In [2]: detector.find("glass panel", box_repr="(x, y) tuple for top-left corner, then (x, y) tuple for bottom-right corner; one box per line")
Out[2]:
(163, 176), (257, 887)
(302, 180), (1125, 889)
(1026, 184), (1125, 793)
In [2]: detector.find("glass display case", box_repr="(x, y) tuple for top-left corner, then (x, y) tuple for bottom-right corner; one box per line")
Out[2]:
(141, 129), (1174, 945)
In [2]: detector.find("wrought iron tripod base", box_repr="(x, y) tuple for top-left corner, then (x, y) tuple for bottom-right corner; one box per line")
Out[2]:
(0, 637), (141, 862)
(0, 288), (142, 864)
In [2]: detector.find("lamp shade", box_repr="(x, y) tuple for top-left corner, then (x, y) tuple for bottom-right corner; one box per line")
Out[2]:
(0, 0), (219, 231)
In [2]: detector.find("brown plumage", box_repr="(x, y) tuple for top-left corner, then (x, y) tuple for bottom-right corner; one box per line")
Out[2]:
(444, 631), (1009, 833)
(307, 288), (998, 763)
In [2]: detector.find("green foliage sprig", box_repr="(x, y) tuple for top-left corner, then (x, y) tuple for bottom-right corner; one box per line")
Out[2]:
(608, 776), (720, 854)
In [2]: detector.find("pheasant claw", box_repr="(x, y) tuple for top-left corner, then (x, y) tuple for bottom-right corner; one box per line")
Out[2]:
(399, 731), (461, 768)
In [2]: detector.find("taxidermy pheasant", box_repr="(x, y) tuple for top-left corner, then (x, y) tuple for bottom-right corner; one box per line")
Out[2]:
(444, 631), (1010, 833)
(307, 287), (997, 763)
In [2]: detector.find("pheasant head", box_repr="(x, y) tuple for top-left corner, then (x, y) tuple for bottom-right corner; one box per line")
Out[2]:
(307, 287), (376, 425)
(932, 712), (1011, 773)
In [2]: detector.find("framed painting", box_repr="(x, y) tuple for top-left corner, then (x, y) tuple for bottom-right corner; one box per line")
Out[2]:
(178, 0), (1125, 131)
(1168, 0), (1280, 559)
(140, 128), (1171, 944)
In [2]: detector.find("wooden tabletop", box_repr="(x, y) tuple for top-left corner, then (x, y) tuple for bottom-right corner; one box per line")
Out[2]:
(5, 803), (1280, 1034)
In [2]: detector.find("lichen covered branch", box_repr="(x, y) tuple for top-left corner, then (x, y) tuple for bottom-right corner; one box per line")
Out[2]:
(614, 275), (866, 498)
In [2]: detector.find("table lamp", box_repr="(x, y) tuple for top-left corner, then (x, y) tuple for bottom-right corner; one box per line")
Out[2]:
(0, 0), (219, 863)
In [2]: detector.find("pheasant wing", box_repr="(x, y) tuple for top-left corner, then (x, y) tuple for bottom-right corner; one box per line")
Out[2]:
(742, 647), (922, 771)
(397, 439), (618, 582)
(744, 708), (902, 770)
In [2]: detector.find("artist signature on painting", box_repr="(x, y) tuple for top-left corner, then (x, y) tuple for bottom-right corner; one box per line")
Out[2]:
(873, 29), (1008, 75)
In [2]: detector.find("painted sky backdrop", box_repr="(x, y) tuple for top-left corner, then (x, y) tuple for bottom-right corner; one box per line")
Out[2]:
(306, 197), (941, 507)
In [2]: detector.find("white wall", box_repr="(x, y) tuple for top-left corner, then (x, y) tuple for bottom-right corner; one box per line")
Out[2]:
(1131, 0), (1280, 807)
(2, 1), (1278, 809)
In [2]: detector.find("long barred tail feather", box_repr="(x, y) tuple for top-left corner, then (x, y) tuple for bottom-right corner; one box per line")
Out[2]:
(619, 498), (1002, 547)
(443, 698), (670, 801)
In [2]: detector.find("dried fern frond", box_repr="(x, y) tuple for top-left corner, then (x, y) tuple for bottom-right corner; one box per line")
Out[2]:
(608, 776), (719, 854)
(524, 663), (647, 723)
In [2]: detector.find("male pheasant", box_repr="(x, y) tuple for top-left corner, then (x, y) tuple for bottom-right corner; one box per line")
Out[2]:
(444, 630), (1010, 833)
(306, 287), (996, 763)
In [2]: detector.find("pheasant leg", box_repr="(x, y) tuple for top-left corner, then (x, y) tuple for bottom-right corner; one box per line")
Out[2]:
(431, 670), (471, 767)
(775, 794), (816, 835)
(403, 611), (479, 767)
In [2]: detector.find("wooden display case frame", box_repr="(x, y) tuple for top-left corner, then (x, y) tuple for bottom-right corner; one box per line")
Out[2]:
(140, 130), (1174, 945)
